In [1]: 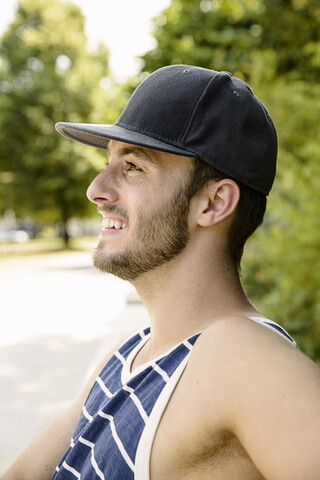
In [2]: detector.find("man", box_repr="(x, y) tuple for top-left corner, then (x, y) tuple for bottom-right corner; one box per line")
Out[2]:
(3, 65), (320, 479)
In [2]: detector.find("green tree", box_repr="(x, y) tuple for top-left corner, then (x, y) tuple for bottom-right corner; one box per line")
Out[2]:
(142, 0), (320, 82)
(140, 0), (320, 360)
(0, 0), (114, 244)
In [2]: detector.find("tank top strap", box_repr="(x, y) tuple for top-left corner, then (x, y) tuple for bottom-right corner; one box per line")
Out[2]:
(248, 316), (298, 348)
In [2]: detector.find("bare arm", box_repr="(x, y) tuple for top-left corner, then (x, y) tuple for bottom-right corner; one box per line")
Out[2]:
(1, 401), (82, 480)
(202, 317), (320, 480)
(1, 337), (124, 480)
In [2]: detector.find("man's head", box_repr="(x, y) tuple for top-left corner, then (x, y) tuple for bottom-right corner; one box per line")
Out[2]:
(56, 64), (277, 195)
(56, 64), (277, 273)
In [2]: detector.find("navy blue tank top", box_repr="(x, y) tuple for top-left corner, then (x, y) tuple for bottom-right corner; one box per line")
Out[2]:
(52, 317), (297, 479)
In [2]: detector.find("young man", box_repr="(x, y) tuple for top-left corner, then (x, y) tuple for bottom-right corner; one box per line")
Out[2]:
(3, 65), (320, 479)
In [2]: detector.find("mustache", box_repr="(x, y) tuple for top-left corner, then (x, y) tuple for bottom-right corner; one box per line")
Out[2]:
(98, 205), (129, 222)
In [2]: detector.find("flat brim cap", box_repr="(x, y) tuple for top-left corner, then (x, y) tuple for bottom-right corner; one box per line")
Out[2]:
(56, 65), (277, 195)
(55, 122), (195, 158)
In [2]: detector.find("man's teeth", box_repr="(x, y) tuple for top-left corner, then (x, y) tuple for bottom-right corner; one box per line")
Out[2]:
(102, 218), (127, 230)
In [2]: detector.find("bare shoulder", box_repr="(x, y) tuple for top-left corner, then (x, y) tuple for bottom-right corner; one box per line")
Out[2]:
(189, 314), (320, 420)
(197, 313), (297, 349)
(187, 315), (320, 479)
(190, 314), (309, 377)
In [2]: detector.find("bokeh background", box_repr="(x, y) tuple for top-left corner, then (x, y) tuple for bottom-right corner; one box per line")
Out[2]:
(1, 0), (319, 472)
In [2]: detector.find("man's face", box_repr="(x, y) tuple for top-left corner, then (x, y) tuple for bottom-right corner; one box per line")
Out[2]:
(86, 141), (195, 281)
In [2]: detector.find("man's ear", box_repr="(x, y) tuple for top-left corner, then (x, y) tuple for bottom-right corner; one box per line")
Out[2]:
(197, 179), (240, 227)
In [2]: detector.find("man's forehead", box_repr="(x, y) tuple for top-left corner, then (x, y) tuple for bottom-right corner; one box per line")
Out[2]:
(107, 140), (156, 160)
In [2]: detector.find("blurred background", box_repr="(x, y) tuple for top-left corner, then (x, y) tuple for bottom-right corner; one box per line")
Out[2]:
(0, 0), (319, 472)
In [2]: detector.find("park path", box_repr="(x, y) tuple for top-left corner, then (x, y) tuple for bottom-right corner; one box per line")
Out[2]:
(0, 250), (149, 473)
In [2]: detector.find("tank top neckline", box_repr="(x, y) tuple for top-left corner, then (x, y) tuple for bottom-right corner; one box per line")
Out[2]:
(122, 315), (295, 384)
(122, 328), (203, 384)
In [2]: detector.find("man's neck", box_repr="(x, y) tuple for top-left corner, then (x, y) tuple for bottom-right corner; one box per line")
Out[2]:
(131, 247), (258, 363)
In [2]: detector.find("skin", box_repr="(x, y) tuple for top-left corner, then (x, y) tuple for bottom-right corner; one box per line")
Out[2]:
(91, 144), (193, 280)
(3, 140), (320, 480)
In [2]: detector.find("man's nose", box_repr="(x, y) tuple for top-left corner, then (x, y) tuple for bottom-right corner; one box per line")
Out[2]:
(86, 167), (119, 205)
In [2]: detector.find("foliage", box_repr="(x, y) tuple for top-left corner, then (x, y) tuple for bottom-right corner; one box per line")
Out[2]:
(143, 0), (320, 81)
(141, 0), (320, 360)
(0, 0), (118, 242)
(243, 79), (320, 360)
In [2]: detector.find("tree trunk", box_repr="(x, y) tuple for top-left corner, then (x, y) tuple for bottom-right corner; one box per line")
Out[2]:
(58, 221), (70, 248)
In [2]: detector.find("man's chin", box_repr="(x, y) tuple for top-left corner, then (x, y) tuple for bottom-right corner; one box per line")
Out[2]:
(92, 238), (121, 265)
(92, 244), (112, 273)
(92, 246), (135, 280)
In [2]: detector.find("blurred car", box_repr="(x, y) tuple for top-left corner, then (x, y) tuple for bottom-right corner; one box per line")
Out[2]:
(0, 228), (31, 243)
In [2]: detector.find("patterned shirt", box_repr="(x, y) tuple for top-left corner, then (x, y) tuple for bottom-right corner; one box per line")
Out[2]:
(52, 318), (297, 480)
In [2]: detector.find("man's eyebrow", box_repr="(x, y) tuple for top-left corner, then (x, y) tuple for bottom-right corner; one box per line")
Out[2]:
(106, 144), (157, 163)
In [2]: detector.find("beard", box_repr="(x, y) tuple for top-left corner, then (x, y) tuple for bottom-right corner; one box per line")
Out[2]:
(92, 177), (192, 281)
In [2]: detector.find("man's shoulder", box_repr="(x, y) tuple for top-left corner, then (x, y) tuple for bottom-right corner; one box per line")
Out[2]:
(194, 314), (297, 361)
(187, 314), (302, 399)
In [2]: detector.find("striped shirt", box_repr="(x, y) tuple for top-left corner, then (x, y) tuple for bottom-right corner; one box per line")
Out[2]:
(52, 317), (297, 480)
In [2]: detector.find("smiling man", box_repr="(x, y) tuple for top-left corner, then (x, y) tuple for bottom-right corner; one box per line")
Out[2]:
(90, 143), (194, 281)
(3, 65), (320, 480)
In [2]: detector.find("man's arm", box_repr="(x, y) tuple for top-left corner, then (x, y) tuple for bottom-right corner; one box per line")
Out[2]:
(1, 337), (124, 480)
(1, 400), (83, 480)
(200, 316), (320, 480)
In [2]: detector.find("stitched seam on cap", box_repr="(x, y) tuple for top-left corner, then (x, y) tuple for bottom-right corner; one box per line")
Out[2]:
(117, 74), (214, 148)
(255, 97), (278, 145)
(179, 73), (219, 146)
(176, 78), (215, 144)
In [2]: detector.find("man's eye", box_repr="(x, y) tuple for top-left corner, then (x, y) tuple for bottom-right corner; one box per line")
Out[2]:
(126, 161), (141, 171)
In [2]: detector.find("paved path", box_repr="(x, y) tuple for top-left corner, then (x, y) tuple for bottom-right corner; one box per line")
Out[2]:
(0, 251), (149, 473)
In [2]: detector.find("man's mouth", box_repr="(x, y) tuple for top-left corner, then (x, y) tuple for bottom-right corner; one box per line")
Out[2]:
(102, 217), (127, 230)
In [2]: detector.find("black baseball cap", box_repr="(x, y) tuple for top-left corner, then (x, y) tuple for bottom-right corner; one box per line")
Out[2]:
(55, 65), (277, 195)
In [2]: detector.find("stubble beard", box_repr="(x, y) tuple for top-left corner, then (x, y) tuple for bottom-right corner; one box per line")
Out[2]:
(92, 180), (192, 281)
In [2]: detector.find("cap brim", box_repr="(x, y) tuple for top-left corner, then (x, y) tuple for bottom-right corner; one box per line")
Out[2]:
(55, 122), (195, 158)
